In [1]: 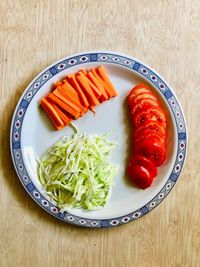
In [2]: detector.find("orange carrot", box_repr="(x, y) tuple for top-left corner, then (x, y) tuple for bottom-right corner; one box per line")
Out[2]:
(79, 72), (102, 98)
(62, 80), (81, 103)
(91, 68), (113, 98)
(53, 88), (81, 114)
(67, 74), (90, 107)
(55, 86), (87, 115)
(89, 106), (96, 114)
(87, 71), (108, 101)
(97, 66), (117, 97)
(41, 67), (118, 130)
(76, 73), (99, 106)
(40, 98), (64, 130)
(54, 81), (62, 89)
(49, 101), (72, 125)
(77, 69), (87, 75)
(47, 93), (80, 119)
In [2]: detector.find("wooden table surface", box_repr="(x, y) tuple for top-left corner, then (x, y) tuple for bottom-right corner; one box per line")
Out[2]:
(0, 1), (199, 266)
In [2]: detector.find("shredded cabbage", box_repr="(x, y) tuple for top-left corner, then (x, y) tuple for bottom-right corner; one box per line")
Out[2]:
(37, 132), (118, 211)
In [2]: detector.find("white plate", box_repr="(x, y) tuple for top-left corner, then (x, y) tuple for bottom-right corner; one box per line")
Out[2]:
(10, 51), (187, 227)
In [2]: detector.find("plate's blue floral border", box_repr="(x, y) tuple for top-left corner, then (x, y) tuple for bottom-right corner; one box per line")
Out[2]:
(11, 53), (187, 228)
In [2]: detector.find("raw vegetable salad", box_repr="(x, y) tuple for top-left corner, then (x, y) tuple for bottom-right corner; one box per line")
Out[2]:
(38, 62), (168, 213)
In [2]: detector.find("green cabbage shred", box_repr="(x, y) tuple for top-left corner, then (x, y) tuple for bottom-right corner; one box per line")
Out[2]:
(37, 132), (118, 211)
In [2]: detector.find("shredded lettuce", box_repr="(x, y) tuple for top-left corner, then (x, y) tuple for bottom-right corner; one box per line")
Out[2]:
(37, 132), (118, 211)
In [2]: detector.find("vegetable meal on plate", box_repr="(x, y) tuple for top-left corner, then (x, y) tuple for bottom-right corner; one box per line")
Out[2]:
(38, 66), (168, 212)
(9, 50), (187, 228)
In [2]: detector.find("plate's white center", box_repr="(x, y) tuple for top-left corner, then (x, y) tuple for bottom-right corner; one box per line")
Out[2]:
(21, 63), (177, 220)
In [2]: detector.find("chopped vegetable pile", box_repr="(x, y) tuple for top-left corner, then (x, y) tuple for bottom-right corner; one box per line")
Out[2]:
(40, 66), (118, 130)
(37, 131), (118, 210)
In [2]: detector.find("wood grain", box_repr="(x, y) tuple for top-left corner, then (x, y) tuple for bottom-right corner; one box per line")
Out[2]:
(0, 0), (199, 266)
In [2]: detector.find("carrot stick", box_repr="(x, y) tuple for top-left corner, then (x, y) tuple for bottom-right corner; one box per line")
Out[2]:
(80, 73), (102, 98)
(97, 66), (118, 97)
(76, 71), (102, 98)
(67, 74), (90, 107)
(89, 106), (96, 114)
(91, 68), (113, 98)
(47, 93), (80, 119)
(54, 81), (62, 89)
(55, 86), (87, 115)
(62, 80), (81, 102)
(49, 101), (72, 125)
(77, 69), (87, 75)
(87, 71), (108, 101)
(53, 88), (81, 113)
(40, 98), (64, 130)
(76, 73), (99, 106)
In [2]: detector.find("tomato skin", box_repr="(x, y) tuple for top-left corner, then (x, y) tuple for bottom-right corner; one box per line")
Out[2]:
(129, 92), (158, 107)
(130, 98), (159, 114)
(128, 88), (150, 101)
(128, 165), (153, 189)
(132, 106), (167, 128)
(129, 87), (150, 96)
(128, 84), (151, 96)
(128, 84), (151, 107)
(134, 139), (166, 167)
(134, 121), (167, 143)
(134, 132), (166, 147)
(127, 84), (168, 188)
(127, 155), (157, 178)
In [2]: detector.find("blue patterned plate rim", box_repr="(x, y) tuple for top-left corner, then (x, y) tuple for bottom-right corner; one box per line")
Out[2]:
(10, 51), (187, 228)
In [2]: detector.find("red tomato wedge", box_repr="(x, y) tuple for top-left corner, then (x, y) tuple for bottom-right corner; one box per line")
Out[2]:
(132, 106), (167, 128)
(127, 155), (157, 178)
(134, 139), (166, 167)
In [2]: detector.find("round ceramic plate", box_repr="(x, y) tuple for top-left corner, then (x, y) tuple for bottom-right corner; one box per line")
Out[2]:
(10, 51), (187, 228)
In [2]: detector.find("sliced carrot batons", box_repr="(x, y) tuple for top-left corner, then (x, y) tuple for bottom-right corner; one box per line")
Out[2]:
(67, 74), (90, 107)
(87, 71), (108, 102)
(97, 66), (118, 97)
(50, 101), (71, 125)
(56, 86), (87, 114)
(76, 73), (99, 106)
(47, 93), (80, 119)
(40, 98), (65, 130)
(40, 66), (117, 130)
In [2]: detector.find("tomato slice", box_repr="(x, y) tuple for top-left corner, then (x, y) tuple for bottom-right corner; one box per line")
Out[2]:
(129, 92), (158, 108)
(128, 84), (151, 106)
(134, 132), (166, 148)
(134, 139), (166, 167)
(128, 165), (154, 189)
(132, 106), (167, 128)
(128, 84), (151, 96)
(130, 98), (159, 114)
(134, 121), (167, 139)
(128, 87), (150, 98)
(132, 84), (152, 91)
(127, 155), (157, 178)
(130, 87), (150, 96)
